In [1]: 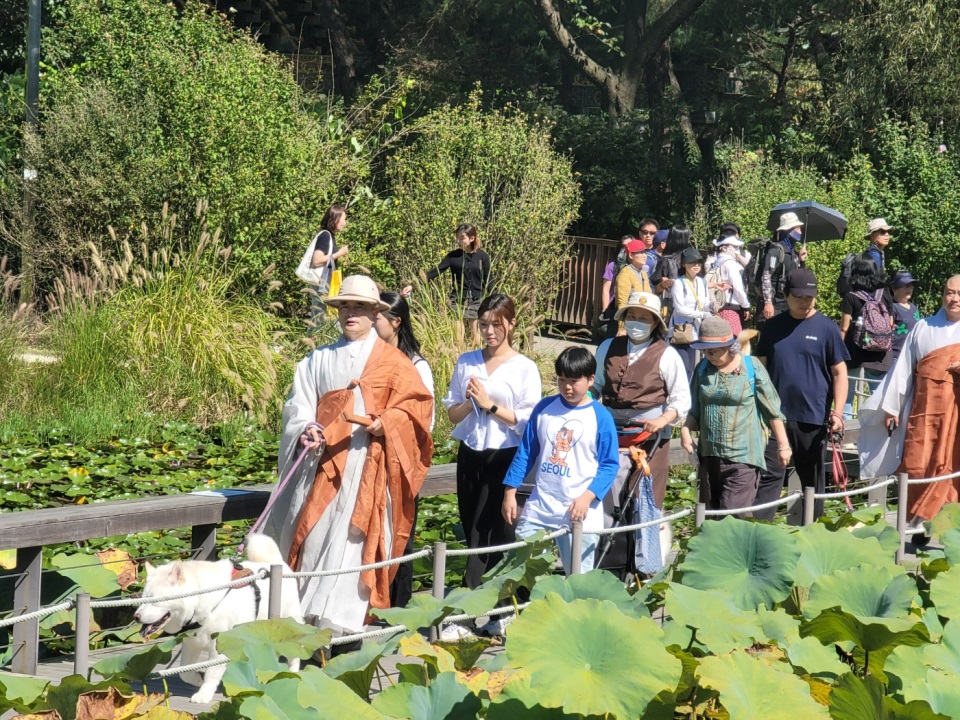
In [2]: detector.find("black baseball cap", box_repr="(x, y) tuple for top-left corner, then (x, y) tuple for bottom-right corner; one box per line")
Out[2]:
(785, 268), (818, 297)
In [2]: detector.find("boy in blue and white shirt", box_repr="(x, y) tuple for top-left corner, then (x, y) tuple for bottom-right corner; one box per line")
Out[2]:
(502, 347), (619, 573)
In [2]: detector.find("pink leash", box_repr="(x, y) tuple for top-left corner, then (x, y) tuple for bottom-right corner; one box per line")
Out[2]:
(236, 421), (324, 555)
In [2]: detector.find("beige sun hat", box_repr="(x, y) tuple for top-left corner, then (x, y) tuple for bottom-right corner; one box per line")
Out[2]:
(865, 218), (893, 236)
(614, 291), (667, 331)
(323, 274), (390, 311)
(776, 211), (804, 232)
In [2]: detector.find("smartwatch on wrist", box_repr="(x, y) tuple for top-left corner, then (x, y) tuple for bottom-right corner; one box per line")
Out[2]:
(487, 404), (499, 416)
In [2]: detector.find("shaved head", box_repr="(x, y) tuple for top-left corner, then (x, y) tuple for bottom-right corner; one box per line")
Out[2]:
(944, 275), (960, 321)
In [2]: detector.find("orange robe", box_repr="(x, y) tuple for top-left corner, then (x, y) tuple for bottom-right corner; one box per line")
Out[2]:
(288, 339), (433, 609)
(904, 344), (960, 519)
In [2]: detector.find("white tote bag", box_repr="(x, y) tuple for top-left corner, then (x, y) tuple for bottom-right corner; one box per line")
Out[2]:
(295, 232), (330, 289)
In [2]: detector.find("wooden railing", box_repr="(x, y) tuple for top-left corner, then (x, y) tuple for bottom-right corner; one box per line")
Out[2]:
(550, 235), (619, 328)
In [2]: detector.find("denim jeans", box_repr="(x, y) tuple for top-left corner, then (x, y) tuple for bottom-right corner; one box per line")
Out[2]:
(843, 367), (886, 420)
(515, 517), (598, 575)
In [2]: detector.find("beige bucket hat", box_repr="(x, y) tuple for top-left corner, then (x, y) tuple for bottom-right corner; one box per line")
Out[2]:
(614, 291), (667, 332)
(324, 274), (390, 311)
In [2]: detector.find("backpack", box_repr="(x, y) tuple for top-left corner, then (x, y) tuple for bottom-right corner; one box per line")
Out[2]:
(836, 252), (858, 298)
(705, 257), (729, 310)
(745, 239), (784, 300)
(850, 290), (893, 352)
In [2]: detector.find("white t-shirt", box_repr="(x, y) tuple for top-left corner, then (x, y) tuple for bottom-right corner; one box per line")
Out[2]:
(441, 350), (542, 451)
(504, 396), (619, 533)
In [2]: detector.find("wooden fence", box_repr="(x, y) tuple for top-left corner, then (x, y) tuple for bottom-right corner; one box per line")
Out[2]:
(550, 235), (620, 328)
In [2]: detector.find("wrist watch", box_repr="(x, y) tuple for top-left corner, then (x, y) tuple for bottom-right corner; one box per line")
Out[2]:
(486, 404), (499, 415)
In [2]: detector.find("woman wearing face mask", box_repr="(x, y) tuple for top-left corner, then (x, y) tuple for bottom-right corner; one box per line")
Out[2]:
(593, 291), (691, 512)
(670, 246), (712, 380)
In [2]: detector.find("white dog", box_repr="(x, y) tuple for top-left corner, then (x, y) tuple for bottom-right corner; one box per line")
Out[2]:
(133, 533), (303, 704)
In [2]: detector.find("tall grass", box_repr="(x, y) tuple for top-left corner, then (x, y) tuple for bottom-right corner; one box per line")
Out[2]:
(0, 258), (32, 398)
(4, 202), (294, 441)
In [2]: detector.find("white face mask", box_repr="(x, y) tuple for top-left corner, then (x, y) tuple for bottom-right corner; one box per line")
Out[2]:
(624, 320), (653, 343)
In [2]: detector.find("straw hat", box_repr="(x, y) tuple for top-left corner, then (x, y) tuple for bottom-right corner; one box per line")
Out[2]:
(776, 211), (804, 232)
(614, 291), (667, 332)
(865, 218), (893, 236)
(323, 274), (390, 311)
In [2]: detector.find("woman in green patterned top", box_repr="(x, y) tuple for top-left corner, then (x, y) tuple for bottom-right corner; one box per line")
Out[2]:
(680, 316), (791, 515)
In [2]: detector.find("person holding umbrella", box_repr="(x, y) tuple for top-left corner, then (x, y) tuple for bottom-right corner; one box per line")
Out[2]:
(760, 211), (808, 320)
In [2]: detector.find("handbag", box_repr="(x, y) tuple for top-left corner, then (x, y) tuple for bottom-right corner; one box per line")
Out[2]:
(324, 267), (343, 319)
(633, 474), (663, 575)
(295, 232), (328, 288)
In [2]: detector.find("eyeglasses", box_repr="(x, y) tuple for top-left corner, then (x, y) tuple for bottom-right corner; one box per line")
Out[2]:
(639, 229), (657, 236)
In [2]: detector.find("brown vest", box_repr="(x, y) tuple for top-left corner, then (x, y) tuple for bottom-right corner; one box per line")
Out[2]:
(602, 337), (669, 410)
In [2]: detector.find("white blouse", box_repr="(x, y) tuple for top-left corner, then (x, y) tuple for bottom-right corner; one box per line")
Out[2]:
(441, 350), (542, 451)
(671, 275), (710, 332)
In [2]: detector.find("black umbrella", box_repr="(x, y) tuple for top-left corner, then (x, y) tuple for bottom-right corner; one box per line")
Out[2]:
(766, 200), (848, 243)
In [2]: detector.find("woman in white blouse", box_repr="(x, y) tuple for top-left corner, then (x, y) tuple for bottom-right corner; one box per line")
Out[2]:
(442, 293), (542, 587)
(713, 236), (751, 335)
(670, 246), (711, 380)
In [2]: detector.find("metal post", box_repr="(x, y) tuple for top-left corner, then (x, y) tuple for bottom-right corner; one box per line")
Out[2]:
(430, 543), (446, 642)
(695, 503), (706, 528)
(74, 593), (91, 678)
(20, 0), (42, 305)
(570, 522), (583, 575)
(896, 473), (909, 564)
(268, 565), (283, 619)
(191, 524), (218, 561)
(802, 486), (816, 526)
(12, 545), (42, 675)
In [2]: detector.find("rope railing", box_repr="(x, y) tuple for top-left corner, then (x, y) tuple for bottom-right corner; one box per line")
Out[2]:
(595, 507), (694, 535)
(445, 527), (570, 556)
(89, 569), (268, 609)
(812, 476), (898, 500)
(702, 492), (802, 517)
(907, 469), (960, 486)
(285, 548), (434, 579)
(0, 601), (75, 629)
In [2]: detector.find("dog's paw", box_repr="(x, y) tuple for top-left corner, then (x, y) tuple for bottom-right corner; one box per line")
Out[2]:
(180, 671), (204, 686)
(190, 687), (216, 704)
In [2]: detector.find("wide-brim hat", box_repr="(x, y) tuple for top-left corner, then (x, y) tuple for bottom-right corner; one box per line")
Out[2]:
(691, 315), (738, 350)
(614, 291), (666, 331)
(776, 211), (804, 232)
(865, 217), (893, 236)
(324, 274), (390, 311)
(715, 235), (744, 248)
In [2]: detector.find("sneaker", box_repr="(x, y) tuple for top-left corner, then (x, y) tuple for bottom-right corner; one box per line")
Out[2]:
(440, 624), (476, 641)
(479, 615), (514, 637)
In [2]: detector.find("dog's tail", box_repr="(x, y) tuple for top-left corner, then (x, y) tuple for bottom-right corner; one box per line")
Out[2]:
(243, 533), (285, 565)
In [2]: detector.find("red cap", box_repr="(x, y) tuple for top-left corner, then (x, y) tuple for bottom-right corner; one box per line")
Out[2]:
(625, 239), (646, 255)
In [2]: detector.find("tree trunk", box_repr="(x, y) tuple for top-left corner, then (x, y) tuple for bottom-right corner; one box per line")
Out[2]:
(314, 0), (357, 98)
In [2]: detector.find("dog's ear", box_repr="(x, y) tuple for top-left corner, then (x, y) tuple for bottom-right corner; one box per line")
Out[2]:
(170, 561), (186, 585)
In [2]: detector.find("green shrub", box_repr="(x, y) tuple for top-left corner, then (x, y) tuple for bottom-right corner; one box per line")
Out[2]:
(7, 0), (360, 304)
(350, 89), (581, 318)
(0, 257), (29, 396)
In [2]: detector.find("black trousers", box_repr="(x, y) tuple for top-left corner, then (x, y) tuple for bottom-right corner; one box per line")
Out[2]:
(754, 421), (828, 521)
(388, 496), (419, 608)
(456, 444), (518, 588)
(699, 457), (760, 518)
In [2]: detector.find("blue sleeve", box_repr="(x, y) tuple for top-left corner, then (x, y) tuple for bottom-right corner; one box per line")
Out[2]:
(826, 315), (851, 364)
(586, 404), (620, 500)
(503, 397), (549, 487)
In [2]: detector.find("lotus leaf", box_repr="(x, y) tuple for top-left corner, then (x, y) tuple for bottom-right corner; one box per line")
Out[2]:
(442, 584), (503, 617)
(923, 607), (946, 642)
(929, 566), (960, 621)
(663, 584), (765, 654)
(941, 530), (960, 566)
(372, 671), (482, 720)
(785, 636), (849, 679)
(487, 675), (602, 719)
(757, 607), (801, 645)
(828, 673), (949, 720)
(885, 644), (928, 695)
(679, 517), (800, 610)
(398, 634), (459, 677)
(850, 519), (902, 554)
(323, 631), (405, 698)
(0, 675), (49, 711)
(45, 675), (133, 720)
(240, 675), (380, 720)
(74, 686), (165, 720)
(904, 669), (960, 719)
(505, 596), (681, 719)
(216, 617), (330, 662)
(927, 504), (960, 541)
(221, 657), (291, 698)
(372, 594), (452, 629)
(93, 637), (179, 682)
(530, 569), (649, 618)
(803, 566), (917, 627)
(297, 667), (389, 719)
(697, 650), (829, 718)
(924, 619), (960, 675)
(435, 635), (493, 671)
(801, 608), (929, 677)
(49, 553), (122, 598)
(795, 523), (895, 587)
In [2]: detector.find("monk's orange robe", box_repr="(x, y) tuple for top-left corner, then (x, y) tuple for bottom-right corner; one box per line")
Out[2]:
(288, 339), (434, 608)
(904, 344), (960, 519)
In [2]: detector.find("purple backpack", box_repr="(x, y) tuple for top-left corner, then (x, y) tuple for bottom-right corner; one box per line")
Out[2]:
(851, 290), (893, 352)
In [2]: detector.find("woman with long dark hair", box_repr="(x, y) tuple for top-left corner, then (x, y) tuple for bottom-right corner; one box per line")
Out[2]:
(402, 224), (492, 343)
(442, 294), (541, 588)
(375, 290), (434, 608)
(308, 204), (350, 320)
